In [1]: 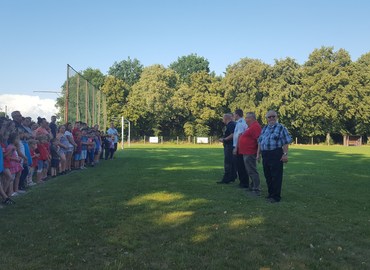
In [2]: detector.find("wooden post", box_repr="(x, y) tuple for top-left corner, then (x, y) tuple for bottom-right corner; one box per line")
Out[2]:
(92, 86), (95, 125)
(65, 65), (70, 123)
(97, 92), (101, 128)
(85, 80), (88, 124)
(76, 74), (80, 121)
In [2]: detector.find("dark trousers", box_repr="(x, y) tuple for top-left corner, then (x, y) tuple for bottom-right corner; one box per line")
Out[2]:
(222, 144), (237, 182)
(87, 149), (95, 164)
(262, 148), (284, 201)
(19, 164), (29, 190)
(234, 153), (249, 187)
(105, 148), (114, 160)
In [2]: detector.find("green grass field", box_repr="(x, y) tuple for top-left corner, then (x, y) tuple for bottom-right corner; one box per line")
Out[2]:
(1, 145), (369, 270)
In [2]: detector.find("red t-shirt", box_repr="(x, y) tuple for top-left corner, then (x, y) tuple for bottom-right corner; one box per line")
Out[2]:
(238, 121), (262, 155)
(30, 149), (39, 168)
(37, 143), (50, 161)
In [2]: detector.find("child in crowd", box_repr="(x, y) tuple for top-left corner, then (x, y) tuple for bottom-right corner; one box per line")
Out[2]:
(74, 130), (82, 170)
(104, 135), (115, 160)
(1, 131), (14, 199)
(86, 131), (96, 167)
(36, 135), (50, 183)
(0, 131), (15, 205)
(80, 129), (89, 169)
(50, 138), (60, 177)
(6, 133), (23, 197)
(18, 131), (31, 192)
(27, 140), (38, 186)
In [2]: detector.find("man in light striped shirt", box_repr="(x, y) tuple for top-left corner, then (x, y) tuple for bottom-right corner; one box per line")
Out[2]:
(232, 109), (250, 188)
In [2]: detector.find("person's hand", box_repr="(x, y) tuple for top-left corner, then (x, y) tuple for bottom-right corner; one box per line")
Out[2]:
(280, 155), (288, 163)
(232, 148), (237, 155)
(257, 153), (261, 163)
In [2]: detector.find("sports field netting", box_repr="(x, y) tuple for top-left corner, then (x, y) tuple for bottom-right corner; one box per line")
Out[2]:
(63, 64), (107, 129)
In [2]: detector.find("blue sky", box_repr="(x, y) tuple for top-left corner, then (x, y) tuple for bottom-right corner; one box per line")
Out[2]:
(1, 0), (369, 102)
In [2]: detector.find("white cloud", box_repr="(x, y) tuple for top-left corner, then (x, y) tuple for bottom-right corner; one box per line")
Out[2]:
(0, 94), (58, 122)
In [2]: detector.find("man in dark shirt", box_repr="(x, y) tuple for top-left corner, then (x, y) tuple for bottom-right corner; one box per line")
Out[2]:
(217, 113), (237, 184)
(11, 111), (27, 133)
(49, 115), (57, 139)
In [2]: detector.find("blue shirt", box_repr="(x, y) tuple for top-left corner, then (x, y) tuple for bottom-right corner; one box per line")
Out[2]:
(233, 118), (248, 147)
(258, 122), (292, 151)
(81, 136), (88, 151)
(22, 140), (32, 166)
(0, 144), (3, 173)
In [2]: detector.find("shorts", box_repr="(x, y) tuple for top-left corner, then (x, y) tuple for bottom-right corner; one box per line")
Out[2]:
(74, 153), (81, 161)
(37, 160), (48, 172)
(51, 158), (60, 168)
(80, 150), (87, 160)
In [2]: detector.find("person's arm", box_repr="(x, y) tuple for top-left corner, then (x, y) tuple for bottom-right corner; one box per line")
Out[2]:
(66, 134), (77, 147)
(16, 145), (28, 164)
(256, 143), (261, 162)
(280, 144), (289, 163)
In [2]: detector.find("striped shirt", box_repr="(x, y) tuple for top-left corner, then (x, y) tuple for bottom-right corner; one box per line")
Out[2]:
(258, 122), (292, 151)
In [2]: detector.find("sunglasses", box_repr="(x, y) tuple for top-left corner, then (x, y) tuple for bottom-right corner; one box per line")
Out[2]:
(267, 115), (276, 119)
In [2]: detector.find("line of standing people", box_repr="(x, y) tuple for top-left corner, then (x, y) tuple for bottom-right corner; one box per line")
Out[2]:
(218, 110), (292, 203)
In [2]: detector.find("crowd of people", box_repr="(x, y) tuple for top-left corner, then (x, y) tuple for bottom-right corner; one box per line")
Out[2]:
(0, 111), (120, 207)
(218, 109), (292, 203)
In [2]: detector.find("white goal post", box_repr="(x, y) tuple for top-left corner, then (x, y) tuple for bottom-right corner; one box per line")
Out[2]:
(121, 116), (131, 149)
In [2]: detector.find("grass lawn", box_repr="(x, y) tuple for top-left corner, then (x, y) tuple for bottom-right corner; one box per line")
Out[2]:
(1, 144), (369, 269)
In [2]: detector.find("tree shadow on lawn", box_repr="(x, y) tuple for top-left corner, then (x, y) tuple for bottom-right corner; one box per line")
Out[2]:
(85, 147), (370, 269)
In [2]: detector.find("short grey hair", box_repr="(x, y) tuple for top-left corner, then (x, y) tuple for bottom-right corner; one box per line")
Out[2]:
(246, 112), (256, 120)
(266, 110), (278, 118)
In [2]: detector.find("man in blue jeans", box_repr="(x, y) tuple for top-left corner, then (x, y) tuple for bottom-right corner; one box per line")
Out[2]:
(217, 113), (237, 184)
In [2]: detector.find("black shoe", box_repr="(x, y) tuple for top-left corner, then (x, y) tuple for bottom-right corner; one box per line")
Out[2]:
(238, 185), (249, 189)
(216, 181), (231, 184)
(2, 198), (15, 205)
(268, 198), (280, 203)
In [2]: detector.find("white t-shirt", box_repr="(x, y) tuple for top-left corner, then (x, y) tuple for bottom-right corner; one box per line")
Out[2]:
(107, 128), (119, 143)
(233, 118), (248, 147)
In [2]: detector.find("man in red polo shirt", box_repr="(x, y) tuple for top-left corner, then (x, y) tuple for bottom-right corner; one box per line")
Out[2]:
(237, 112), (262, 196)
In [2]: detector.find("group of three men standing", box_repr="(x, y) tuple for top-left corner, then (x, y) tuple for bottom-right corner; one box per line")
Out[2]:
(218, 109), (292, 203)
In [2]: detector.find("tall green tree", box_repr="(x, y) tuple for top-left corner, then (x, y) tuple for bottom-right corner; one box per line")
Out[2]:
(108, 57), (143, 87)
(100, 76), (129, 128)
(82, 68), (105, 89)
(350, 52), (370, 135)
(169, 54), (210, 84)
(185, 71), (225, 136)
(223, 58), (271, 120)
(263, 58), (304, 138)
(302, 47), (352, 142)
(125, 65), (180, 136)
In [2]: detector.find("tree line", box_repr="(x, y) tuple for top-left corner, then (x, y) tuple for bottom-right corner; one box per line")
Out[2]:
(56, 47), (370, 144)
